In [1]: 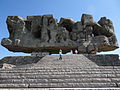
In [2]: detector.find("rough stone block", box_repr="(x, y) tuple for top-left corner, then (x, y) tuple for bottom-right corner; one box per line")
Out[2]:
(1, 14), (119, 54)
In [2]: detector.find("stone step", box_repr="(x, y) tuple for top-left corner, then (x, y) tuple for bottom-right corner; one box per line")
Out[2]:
(0, 69), (119, 76)
(0, 70), (119, 76)
(0, 66), (119, 70)
(34, 62), (98, 66)
(38, 60), (83, 63)
(0, 82), (117, 88)
(0, 70), (118, 74)
(0, 78), (114, 84)
(0, 68), (119, 72)
(0, 73), (119, 79)
(15, 66), (120, 70)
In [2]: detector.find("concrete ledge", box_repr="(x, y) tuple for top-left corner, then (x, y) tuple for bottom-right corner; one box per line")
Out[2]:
(0, 56), (43, 66)
(0, 88), (120, 90)
(84, 54), (120, 66)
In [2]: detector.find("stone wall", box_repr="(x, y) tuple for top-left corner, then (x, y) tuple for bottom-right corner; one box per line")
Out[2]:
(0, 56), (43, 66)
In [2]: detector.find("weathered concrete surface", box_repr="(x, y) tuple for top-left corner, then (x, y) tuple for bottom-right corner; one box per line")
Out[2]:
(0, 54), (120, 88)
(0, 56), (43, 68)
(1, 14), (119, 53)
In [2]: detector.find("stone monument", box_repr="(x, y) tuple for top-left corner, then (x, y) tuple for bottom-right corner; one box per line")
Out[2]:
(1, 14), (118, 54)
(0, 14), (120, 88)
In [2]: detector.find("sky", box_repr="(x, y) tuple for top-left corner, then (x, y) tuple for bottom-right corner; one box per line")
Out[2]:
(0, 0), (120, 59)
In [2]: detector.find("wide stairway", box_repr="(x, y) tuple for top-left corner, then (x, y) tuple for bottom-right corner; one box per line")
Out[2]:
(0, 54), (120, 88)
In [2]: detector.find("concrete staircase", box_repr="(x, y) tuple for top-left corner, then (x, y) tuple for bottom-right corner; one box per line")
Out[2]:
(0, 54), (120, 88)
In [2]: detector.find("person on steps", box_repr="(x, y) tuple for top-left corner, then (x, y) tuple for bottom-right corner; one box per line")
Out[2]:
(70, 50), (73, 54)
(75, 49), (78, 54)
(59, 49), (62, 60)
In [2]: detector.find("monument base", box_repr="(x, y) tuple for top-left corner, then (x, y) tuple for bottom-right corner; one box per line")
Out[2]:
(0, 54), (119, 67)
(0, 54), (120, 88)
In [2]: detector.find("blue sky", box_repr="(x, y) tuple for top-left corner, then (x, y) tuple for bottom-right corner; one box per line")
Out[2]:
(0, 0), (120, 59)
